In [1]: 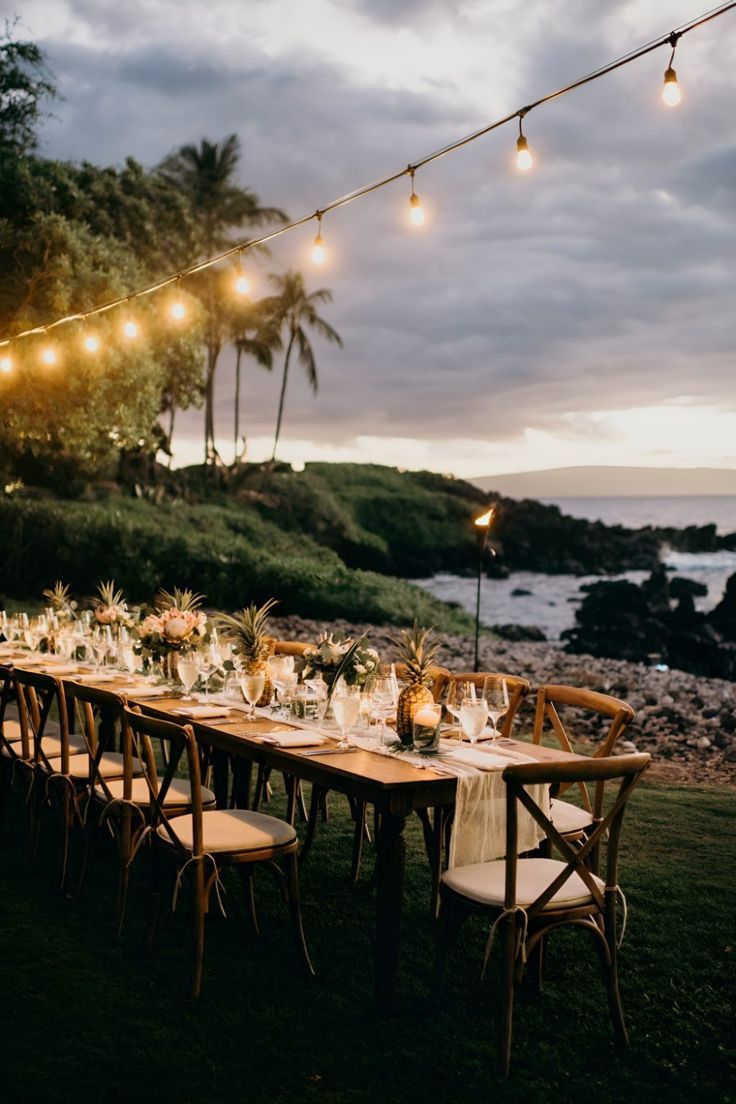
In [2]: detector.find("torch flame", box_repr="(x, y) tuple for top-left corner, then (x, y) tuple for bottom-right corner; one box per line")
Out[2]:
(474, 507), (495, 528)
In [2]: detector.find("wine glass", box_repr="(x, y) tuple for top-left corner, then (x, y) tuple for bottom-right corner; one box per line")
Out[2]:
(197, 647), (217, 698)
(332, 685), (360, 749)
(371, 677), (396, 748)
(443, 680), (474, 727)
(177, 653), (200, 701)
(482, 676), (510, 744)
(267, 655), (293, 713)
(459, 698), (489, 745)
(239, 671), (266, 718)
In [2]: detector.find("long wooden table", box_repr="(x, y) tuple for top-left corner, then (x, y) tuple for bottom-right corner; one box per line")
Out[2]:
(1, 655), (586, 1010)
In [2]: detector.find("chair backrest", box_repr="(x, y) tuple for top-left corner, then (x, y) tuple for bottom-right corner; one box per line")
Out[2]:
(394, 663), (450, 699)
(533, 684), (634, 814)
(502, 753), (650, 923)
(273, 640), (312, 658)
(12, 668), (72, 772)
(65, 681), (127, 797)
(0, 664), (23, 760)
(122, 707), (203, 856)
(436, 671), (531, 738)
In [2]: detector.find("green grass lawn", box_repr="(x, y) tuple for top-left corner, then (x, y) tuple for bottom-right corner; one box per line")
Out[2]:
(0, 780), (734, 1104)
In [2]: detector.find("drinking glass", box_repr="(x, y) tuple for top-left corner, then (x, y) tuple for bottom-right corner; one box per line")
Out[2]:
(177, 654), (200, 700)
(443, 680), (474, 726)
(267, 655), (293, 713)
(240, 671), (266, 718)
(459, 698), (489, 744)
(371, 677), (396, 748)
(332, 685), (361, 749)
(482, 676), (510, 743)
(197, 648), (217, 698)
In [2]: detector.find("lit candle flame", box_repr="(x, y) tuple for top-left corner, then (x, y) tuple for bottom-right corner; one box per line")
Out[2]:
(474, 507), (495, 528)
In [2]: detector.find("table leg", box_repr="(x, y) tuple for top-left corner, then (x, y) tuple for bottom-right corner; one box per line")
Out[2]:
(211, 749), (230, 809)
(375, 805), (408, 1010)
(232, 758), (253, 809)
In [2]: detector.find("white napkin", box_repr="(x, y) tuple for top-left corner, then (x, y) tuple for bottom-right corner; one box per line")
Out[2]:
(71, 672), (118, 683)
(171, 705), (232, 720)
(258, 731), (326, 748)
(118, 685), (170, 699)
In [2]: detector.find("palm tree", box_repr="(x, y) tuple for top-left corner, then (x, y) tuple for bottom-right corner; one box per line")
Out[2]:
(158, 135), (286, 462)
(265, 271), (343, 463)
(229, 303), (282, 460)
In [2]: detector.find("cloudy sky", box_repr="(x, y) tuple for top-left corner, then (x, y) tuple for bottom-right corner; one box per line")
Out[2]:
(21, 0), (736, 478)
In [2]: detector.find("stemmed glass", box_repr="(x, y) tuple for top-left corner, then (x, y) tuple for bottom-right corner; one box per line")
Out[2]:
(371, 676), (397, 748)
(443, 680), (474, 728)
(459, 698), (489, 745)
(239, 671), (266, 718)
(482, 676), (510, 744)
(268, 655), (295, 714)
(197, 646), (217, 698)
(177, 651), (200, 701)
(332, 684), (361, 749)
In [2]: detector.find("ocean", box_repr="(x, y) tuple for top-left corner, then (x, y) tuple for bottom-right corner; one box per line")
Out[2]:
(416, 496), (736, 640)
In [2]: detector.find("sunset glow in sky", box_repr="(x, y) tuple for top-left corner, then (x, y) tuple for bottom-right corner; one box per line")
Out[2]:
(21, 0), (736, 478)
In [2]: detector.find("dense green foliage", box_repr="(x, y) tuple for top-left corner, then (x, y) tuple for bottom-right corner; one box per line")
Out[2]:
(0, 779), (733, 1102)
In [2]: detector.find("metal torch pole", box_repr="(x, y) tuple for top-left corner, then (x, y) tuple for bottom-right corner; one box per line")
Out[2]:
(474, 529), (488, 672)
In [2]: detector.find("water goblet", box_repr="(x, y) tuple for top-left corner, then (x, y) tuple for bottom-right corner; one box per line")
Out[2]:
(332, 684), (361, 749)
(459, 698), (489, 745)
(371, 676), (397, 748)
(177, 653), (200, 701)
(240, 671), (266, 718)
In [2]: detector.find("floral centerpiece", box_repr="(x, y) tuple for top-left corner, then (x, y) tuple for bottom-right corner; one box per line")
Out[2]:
(134, 587), (208, 674)
(302, 632), (380, 694)
(92, 580), (132, 630)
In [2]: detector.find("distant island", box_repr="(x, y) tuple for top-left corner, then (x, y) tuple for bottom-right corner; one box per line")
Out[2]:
(473, 466), (736, 498)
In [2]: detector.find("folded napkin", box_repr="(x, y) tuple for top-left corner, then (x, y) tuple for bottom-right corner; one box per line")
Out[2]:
(26, 663), (82, 676)
(118, 685), (170, 699)
(71, 672), (118, 684)
(171, 705), (232, 720)
(258, 731), (326, 748)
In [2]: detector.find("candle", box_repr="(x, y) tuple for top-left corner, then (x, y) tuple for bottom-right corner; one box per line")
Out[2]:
(414, 704), (441, 727)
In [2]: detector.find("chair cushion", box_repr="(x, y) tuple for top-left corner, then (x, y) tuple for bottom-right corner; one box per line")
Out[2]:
(550, 797), (594, 835)
(45, 751), (144, 781)
(93, 776), (216, 809)
(157, 809), (296, 854)
(442, 857), (604, 910)
(2, 719), (22, 742)
(37, 734), (87, 759)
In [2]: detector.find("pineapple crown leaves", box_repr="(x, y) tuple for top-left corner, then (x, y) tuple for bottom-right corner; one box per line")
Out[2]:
(389, 620), (441, 683)
(214, 598), (279, 652)
(93, 579), (126, 610)
(41, 580), (73, 611)
(155, 587), (204, 614)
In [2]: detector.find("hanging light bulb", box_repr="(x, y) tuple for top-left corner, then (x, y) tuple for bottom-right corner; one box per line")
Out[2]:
(40, 343), (58, 366)
(0, 350), (12, 374)
(408, 168), (425, 227)
(122, 302), (139, 340)
(169, 277), (186, 320)
(662, 34), (682, 106)
(234, 252), (250, 296)
(312, 212), (326, 265)
(516, 113), (533, 172)
(83, 326), (100, 354)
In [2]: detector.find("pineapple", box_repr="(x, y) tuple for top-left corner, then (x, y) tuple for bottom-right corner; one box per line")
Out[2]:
(216, 599), (278, 707)
(41, 581), (74, 618)
(391, 621), (440, 746)
(155, 587), (204, 613)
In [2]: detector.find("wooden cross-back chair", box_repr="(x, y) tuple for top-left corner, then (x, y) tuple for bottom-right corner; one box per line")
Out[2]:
(272, 640), (312, 659)
(123, 707), (313, 997)
(13, 669), (134, 889)
(436, 752), (651, 1075)
(533, 685), (635, 859)
(0, 663), (36, 825)
(394, 663), (450, 698)
(435, 671), (531, 740)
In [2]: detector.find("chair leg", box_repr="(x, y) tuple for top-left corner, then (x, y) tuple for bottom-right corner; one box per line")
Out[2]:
(595, 912), (629, 1046)
(301, 785), (323, 862)
(26, 776), (42, 868)
(59, 786), (76, 892)
(432, 894), (469, 1003)
(238, 865), (259, 934)
(295, 780), (308, 823)
(499, 912), (519, 1076)
(191, 857), (207, 998)
(284, 850), (314, 976)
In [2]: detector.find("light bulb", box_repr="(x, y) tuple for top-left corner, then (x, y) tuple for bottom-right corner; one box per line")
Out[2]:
(83, 333), (100, 354)
(662, 66), (681, 106)
(41, 345), (57, 366)
(410, 192), (425, 226)
(170, 300), (186, 321)
(123, 318), (139, 339)
(312, 232), (326, 265)
(234, 272), (250, 296)
(0, 354), (12, 374)
(516, 135), (533, 172)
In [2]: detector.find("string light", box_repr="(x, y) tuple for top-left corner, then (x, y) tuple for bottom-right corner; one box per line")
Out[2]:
(83, 324), (100, 354)
(0, 4), (732, 357)
(234, 252), (250, 296)
(169, 278), (186, 320)
(312, 212), (326, 265)
(516, 113), (533, 172)
(663, 32), (682, 105)
(40, 340), (58, 366)
(408, 167), (425, 226)
(0, 350), (12, 373)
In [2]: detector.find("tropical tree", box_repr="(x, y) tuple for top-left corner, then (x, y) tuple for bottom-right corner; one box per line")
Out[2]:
(0, 23), (56, 154)
(229, 301), (282, 460)
(158, 135), (286, 461)
(265, 271), (342, 463)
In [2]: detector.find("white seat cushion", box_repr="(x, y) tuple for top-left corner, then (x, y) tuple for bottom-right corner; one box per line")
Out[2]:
(442, 857), (604, 910)
(157, 809), (296, 853)
(37, 734), (87, 758)
(93, 776), (216, 808)
(2, 719), (22, 742)
(44, 751), (144, 780)
(550, 797), (594, 835)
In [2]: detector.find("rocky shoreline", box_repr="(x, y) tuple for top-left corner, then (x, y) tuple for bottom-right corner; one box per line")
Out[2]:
(272, 614), (736, 788)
